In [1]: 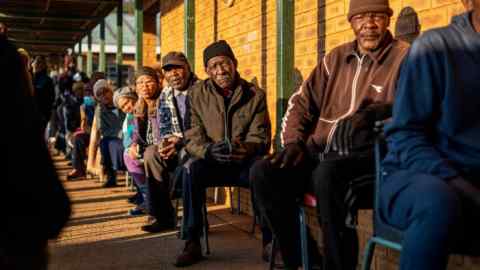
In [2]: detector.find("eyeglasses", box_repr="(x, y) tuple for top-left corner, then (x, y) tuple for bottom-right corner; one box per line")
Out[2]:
(351, 13), (388, 24)
(136, 79), (156, 87)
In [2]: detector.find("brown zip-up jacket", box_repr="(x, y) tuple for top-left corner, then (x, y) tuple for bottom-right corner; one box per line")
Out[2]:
(281, 31), (409, 155)
(185, 77), (270, 159)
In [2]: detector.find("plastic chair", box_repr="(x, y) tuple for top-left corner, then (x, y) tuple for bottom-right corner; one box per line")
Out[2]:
(361, 135), (404, 270)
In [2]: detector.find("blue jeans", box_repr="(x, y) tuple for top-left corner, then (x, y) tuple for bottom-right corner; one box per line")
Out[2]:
(379, 170), (480, 270)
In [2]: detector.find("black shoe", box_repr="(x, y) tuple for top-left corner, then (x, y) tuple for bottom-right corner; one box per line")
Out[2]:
(102, 181), (117, 188)
(141, 221), (175, 233)
(127, 192), (142, 204)
(174, 240), (204, 267)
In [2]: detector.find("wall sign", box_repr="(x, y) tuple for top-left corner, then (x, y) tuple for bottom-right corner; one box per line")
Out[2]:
(223, 0), (234, 7)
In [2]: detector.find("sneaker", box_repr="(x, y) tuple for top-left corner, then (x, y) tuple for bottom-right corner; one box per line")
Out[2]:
(128, 207), (146, 216)
(141, 220), (175, 233)
(174, 240), (204, 267)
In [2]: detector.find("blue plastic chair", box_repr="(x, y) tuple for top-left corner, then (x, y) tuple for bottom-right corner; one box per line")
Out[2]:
(361, 135), (404, 270)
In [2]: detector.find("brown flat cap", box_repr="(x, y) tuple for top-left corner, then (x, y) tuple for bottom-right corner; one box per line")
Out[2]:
(161, 51), (189, 69)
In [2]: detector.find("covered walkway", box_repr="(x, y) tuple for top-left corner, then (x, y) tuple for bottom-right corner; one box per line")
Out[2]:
(49, 154), (266, 270)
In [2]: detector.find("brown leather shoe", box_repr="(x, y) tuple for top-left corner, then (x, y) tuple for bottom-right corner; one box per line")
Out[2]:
(67, 169), (86, 180)
(262, 242), (285, 266)
(174, 240), (204, 267)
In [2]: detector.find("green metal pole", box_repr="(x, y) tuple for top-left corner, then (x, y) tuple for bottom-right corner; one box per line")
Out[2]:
(116, 0), (123, 87)
(276, 0), (294, 149)
(77, 40), (83, 72)
(87, 32), (93, 76)
(184, 0), (195, 71)
(99, 19), (106, 73)
(135, 0), (143, 71)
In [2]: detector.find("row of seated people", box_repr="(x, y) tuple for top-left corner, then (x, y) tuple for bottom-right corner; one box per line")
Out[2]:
(52, 0), (480, 269)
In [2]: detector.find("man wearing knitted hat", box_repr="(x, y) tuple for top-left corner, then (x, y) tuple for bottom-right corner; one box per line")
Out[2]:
(173, 40), (272, 267)
(251, 0), (409, 269)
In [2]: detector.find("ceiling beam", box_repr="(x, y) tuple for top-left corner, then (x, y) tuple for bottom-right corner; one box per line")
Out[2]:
(9, 27), (85, 33)
(9, 38), (74, 46)
(0, 12), (103, 21)
(52, 0), (117, 3)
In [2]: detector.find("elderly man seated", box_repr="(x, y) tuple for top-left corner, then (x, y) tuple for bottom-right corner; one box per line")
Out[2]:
(140, 53), (200, 233)
(174, 40), (272, 267)
(250, 0), (410, 269)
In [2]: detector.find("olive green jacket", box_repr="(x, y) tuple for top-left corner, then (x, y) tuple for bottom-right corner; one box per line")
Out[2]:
(185, 77), (270, 159)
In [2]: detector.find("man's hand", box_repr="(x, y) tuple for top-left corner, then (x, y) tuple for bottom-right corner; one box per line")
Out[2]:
(268, 143), (305, 169)
(159, 136), (181, 160)
(230, 145), (249, 162)
(448, 176), (480, 207)
(206, 141), (232, 163)
(332, 101), (393, 156)
(331, 117), (355, 156)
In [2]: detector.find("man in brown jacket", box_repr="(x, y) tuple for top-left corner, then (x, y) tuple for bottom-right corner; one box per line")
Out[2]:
(251, 0), (409, 269)
(174, 40), (271, 267)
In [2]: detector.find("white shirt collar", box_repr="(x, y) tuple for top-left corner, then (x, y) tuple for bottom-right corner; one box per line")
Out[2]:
(173, 89), (188, 97)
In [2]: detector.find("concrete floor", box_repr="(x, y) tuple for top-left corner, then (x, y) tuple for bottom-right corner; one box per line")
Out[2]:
(48, 156), (267, 270)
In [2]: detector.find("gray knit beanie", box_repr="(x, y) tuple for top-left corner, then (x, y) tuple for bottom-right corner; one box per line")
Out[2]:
(93, 79), (109, 98)
(113, 86), (138, 108)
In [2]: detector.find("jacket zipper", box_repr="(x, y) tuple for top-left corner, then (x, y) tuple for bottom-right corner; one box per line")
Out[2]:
(320, 53), (365, 160)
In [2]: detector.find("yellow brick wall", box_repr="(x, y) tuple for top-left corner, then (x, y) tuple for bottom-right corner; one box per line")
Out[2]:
(160, 0), (185, 55)
(143, 11), (159, 67)
(194, 0), (278, 134)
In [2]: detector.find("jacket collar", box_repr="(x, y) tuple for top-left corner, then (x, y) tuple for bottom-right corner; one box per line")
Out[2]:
(345, 31), (394, 64)
(206, 74), (247, 108)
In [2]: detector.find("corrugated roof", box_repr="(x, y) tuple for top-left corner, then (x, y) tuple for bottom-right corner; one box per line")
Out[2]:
(1, 0), (118, 55)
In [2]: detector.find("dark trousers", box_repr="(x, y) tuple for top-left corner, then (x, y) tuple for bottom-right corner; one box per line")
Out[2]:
(143, 145), (176, 223)
(380, 170), (480, 270)
(99, 137), (125, 182)
(71, 132), (90, 173)
(251, 155), (374, 269)
(180, 158), (272, 243)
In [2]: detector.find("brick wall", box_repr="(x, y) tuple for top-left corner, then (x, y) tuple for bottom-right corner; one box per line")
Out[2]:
(158, 0), (479, 269)
(143, 11), (158, 67)
(160, 0), (185, 54)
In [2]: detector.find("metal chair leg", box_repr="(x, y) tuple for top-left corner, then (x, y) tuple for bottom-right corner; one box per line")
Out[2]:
(237, 187), (241, 215)
(202, 203), (210, 255)
(361, 239), (376, 270)
(299, 206), (311, 270)
(229, 187), (235, 214)
(269, 237), (277, 270)
(250, 214), (257, 235)
(175, 199), (181, 239)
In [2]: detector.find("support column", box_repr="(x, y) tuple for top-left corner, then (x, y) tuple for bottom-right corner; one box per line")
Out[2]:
(116, 0), (123, 87)
(135, 0), (143, 70)
(276, 0), (294, 149)
(77, 40), (83, 72)
(99, 19), (106, 73)
(184, 0), (195, 71)
(87, 32), (93, 76)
